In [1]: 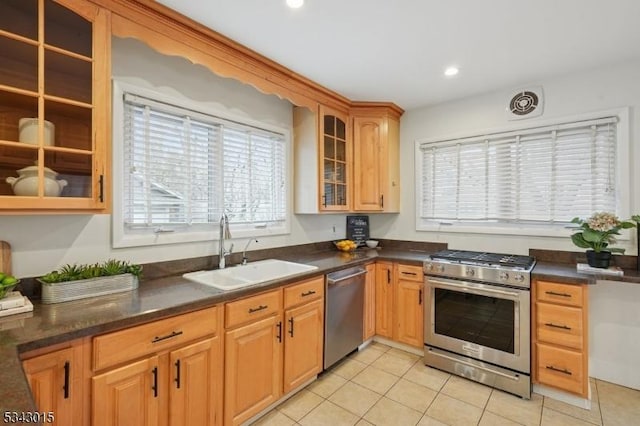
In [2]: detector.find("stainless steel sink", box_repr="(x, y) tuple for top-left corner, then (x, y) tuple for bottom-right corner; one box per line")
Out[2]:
(182, 259), (318, 290)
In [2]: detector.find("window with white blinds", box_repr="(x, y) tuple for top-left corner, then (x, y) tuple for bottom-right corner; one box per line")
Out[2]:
(121, 92), (287, 234)
(416, 116), (621, 232)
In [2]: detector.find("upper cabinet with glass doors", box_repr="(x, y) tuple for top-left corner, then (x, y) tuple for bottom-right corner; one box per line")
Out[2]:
(0, 0), (109, 212)
(294, 104), (351, 213)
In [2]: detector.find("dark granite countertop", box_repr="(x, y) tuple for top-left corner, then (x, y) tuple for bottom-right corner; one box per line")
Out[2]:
(532, 262), (640, 285)
(2, 244), (637, 413)
(0, 247), (432, 414)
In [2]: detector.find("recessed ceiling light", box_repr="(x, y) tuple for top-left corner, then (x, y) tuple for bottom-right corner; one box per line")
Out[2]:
(444, 66), (459, 77)
(286, 0), (304, 8)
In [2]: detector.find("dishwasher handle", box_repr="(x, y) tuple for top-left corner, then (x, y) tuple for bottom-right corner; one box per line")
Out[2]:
(327, 269), (366, 286)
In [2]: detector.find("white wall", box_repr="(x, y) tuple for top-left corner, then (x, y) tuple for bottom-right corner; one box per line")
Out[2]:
(0, 38), (348, 278)
(589, 280), (640, 390)
(372, 59), (640, 255)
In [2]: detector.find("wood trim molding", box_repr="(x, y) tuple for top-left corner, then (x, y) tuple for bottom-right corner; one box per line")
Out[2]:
(91, 0), (355, 112)
(350, 102), (405, 120)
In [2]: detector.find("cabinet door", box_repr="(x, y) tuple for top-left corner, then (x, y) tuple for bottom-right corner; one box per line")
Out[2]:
(363, 263), (376, 339)
(395, 278), (424, 348)
(92, 356), (160, 426)
(283, 299), (324, 393)
(169, 337), (222, 426)
(319, 105), (350, 211)
(224, 315), (283, 425)
(0, 0), (108, 211)
(353, 116), (384, 211)
(23, 347), (76, 426)
(375, 262), (394, 337)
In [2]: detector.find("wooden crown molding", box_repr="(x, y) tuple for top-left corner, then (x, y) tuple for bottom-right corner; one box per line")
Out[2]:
(91, 0), (354, 112)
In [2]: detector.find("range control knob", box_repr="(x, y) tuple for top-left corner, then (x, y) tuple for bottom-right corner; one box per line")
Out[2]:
(499, 271), (509, 281)
(437, 265), (445, 273)
(424, 263), (433, 272)
(514, 274), (525, 283)
(465, 267), (475, 277)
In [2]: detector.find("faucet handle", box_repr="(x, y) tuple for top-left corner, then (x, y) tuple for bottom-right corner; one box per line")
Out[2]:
(227, 243), (234, 255)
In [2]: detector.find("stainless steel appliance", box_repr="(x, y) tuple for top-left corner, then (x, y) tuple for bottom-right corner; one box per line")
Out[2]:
(423, 250), (535, 398)
(324, 266), (366, 369)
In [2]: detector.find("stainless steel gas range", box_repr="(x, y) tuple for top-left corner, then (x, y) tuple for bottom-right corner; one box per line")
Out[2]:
(423, 250), (536, 399)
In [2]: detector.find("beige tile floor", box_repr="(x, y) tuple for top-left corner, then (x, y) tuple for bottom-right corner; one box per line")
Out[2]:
(252, 342), (640, 426)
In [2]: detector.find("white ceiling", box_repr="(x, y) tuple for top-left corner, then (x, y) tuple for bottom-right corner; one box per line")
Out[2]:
(156, 0), (640, 110)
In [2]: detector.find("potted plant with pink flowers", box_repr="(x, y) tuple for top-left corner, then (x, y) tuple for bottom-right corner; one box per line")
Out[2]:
(570, 212), (636, 268)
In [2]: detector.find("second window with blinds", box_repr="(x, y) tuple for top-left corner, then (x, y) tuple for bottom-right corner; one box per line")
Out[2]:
(112, 82), (289, 247)
(415, 110), (630, 236)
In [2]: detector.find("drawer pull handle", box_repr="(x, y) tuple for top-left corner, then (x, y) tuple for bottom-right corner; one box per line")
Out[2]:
(151, 330), (183, 343)
(545, 291), (572, 298)
(276, 321), (282, 342)
(546, 365), (572, 376)
(288, 317), (294, 337)
(249, 304), (268, 314)
(175, 359), (181, 389)
(152, 366), (159, 397)
(402, 271), (418, 276)
(63, 361), (70, 399)
(419, 289), (423, 305)
(545, 322), (572, 330)
(301, 290), (316, 297)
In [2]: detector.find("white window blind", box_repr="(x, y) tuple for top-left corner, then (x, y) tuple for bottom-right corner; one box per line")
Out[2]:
(419, 117), (618, 225)
(123, 93), (286, 230)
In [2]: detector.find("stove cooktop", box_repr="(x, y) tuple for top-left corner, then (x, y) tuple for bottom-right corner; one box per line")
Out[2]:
(429, 249), (536, 270)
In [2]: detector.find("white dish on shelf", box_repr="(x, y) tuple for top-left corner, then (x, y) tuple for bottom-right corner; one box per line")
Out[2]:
(5, 166), (67, 197)
(18, 118), (55, 146)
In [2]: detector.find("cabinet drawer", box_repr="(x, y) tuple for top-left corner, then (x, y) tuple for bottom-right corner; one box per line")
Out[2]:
(536, 281), (584, 307)
(536, 302), (583, 349)
(225, 289), (282, 329)
(284, 276), (324, 309)
(397, 264), (423, 282)
(536, 343), (585, 396)
(93, 306), (219, 371)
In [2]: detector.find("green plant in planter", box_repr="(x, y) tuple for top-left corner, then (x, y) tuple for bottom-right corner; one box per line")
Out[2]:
(570, 212), (635, 253)
(40, 259), (143, 284)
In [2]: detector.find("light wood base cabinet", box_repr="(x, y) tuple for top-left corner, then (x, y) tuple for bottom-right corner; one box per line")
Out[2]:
(22, 338), (91, 426)
(224, 277), (325, 425)
(283, 299), (324, 393)
(533, 280), (589, 397)
(394, 264), (424, 348)
(92, 356), (160, 426)
(363, 263), (376, 340)
(375, 261), (394, 338)
(224, 313), (283, 425)
(92, 306), (223, 426)
(374, 262), (424, 348)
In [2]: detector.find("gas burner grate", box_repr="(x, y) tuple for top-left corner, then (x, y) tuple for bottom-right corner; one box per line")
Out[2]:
(430, 250), (535, 269)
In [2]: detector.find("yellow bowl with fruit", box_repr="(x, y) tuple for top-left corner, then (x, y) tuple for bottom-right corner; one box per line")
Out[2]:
(333, 239), (358, 252)
(0, 272), (20, 299)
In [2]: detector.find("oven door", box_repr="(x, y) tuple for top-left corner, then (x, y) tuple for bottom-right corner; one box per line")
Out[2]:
(424, 276), (530, 373)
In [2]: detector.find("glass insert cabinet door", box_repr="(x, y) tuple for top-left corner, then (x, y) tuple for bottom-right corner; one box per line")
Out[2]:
(319, 106), (350, 211)
(0, 0), (107, 210)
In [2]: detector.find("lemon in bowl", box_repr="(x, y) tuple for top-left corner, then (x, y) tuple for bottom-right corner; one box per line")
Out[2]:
(0, 274), (20, 299)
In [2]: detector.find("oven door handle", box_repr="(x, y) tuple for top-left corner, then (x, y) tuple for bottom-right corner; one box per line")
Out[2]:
(427, 277), (521, 300)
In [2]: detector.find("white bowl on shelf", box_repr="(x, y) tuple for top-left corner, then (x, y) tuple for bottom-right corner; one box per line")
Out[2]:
(6, 166), (67, 197)
(365, 240), (379, 248)
(18, 118), (55, 146)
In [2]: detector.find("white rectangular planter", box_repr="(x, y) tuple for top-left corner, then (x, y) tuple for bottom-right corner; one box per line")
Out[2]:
(40, 274), (139, 304)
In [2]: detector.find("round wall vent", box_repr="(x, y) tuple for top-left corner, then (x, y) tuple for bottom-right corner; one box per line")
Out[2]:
(510, 91), (538, 115)
(506, 87), (544, 120)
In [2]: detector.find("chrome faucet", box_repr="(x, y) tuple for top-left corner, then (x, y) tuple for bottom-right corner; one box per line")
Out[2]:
(242, 238), (259, 265)
(218, 213), (233, 269)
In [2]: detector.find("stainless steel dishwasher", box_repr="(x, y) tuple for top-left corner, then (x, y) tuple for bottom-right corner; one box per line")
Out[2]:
(324, 266), (366, 369)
